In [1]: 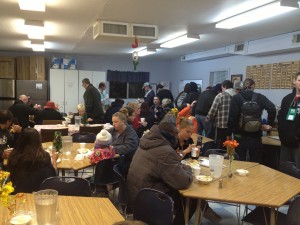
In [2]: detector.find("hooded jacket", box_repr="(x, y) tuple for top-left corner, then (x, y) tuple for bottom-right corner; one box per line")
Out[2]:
(127, 125), (192, 208)
(227, 89), (276, 138)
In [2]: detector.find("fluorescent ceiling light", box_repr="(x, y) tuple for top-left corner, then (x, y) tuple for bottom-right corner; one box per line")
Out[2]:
(160, 34), (200, 48)
(216, 1), (298, 29)
(18, 0), (45, 12)
(31, 40), (45, 51)
(25, 20), (45, 39)
(138, 48), (156, 57)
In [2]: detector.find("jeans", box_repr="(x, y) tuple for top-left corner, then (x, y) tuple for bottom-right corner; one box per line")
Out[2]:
(195, 114), (215, 139)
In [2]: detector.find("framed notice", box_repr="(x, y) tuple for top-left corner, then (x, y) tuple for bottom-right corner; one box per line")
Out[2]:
(231, 74), (243, 86)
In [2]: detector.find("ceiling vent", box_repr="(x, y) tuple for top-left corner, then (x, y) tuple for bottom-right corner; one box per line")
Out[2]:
(234, 43), (244, 52)
(93, 21), (129, 40)
(292, 33), (300, 43)
(131, 24), (158, 42)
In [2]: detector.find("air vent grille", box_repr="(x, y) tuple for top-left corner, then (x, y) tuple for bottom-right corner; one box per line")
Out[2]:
(234, 44), (244, 52)
(292, 34), (300, 43)
(103, 23), (127, 35)
(133, 26), (156, 37)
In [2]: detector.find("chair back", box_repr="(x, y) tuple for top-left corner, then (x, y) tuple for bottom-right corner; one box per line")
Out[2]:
(287, 196), (300, 225)
(79, 126), (103, 135)
(113, 164), (129, 214)
(40, 176), (92, 197)
(204, 149), (239, 160)
(72, 132), (96, 143)
(94, 157), (122, 186)
(133, 188), (174, 225)
(279, 162), (300, 179)
(40, 128), (68, 142)
(42, 120), (64, 125)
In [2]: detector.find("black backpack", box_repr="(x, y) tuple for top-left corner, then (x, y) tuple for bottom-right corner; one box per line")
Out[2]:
(239, 93), (262, 132)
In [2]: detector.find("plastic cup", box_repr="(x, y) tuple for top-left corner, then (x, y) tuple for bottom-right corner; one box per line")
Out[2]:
(191, 147), (198, 158)
(74, 116), (81, 127)
(62, 136), (72, 155)
(209, 154), (224, 178)
(192, 165), (201, 177)
(34, 189), (58, 225)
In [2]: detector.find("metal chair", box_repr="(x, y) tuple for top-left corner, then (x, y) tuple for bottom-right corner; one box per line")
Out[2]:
(113, 164), (130, 217)
(204, 148), (240, 160)
(42, 120), (64, 125)
(40, 128), (68, 142)
(91, 157), (122, 199)
(279, 161), (300, 179)
(133, 188), (174, 225)
(79, 125), (103, 135)
(40, 176), (92, 197)
(72, 132), (96, 143)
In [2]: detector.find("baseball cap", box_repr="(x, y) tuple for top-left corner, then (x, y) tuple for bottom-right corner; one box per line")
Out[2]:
(234, 81), (243, 90)
(157, 84), (164, 89)
(142, 82), (150, 89)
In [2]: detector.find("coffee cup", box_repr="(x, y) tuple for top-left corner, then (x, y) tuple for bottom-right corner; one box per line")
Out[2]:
(192, 165), (201, 177)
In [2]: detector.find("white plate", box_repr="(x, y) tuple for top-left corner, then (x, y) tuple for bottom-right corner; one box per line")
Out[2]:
(77, 148), (90, 154)
(56, 158), (61, 163)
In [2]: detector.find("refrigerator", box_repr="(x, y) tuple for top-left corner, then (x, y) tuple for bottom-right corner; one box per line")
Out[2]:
(16, 80), (48, 107)
(0, 78), (15, 110)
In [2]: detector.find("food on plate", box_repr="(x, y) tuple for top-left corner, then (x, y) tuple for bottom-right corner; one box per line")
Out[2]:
(196, 175), (213, 184)
(181, 158), (199, 167)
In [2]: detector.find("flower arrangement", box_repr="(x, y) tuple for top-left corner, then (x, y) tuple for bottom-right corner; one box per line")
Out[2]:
(223, 139), (239, 177)
(0, 171), (24, 215)
(170, 107), (178, 117)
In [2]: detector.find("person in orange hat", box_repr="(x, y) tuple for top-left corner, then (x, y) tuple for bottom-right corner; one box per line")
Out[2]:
(35, 101), (63, 124)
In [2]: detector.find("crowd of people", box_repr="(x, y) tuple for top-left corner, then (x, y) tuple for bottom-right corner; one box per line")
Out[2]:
(0, 73), (299, 224)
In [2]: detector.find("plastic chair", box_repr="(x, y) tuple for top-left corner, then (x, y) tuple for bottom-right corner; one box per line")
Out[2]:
(91, 157), (122, 199)
(72, 132), (96, 143)
(133, 188), (174, 225)
(79, 125), (103, 135)
(40, 128), (68, 142)
(286, 196), (300, 225)
(204, 149), (240, 160)
(279, 161), (300, 179)
(40, 176), (92, 197)
(42, 120), (64, 125)
(113, 164), (130, 217)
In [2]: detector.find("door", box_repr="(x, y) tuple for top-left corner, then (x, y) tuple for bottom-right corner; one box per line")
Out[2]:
(64, 70), (79, 113)
(0, 79), (15, 98)
(50, 69), (65, 112)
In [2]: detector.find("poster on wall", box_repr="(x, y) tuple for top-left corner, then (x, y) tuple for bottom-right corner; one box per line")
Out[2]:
(231, 74), (243, 87)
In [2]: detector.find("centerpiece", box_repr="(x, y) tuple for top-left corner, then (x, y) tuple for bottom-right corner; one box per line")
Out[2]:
(223, 139), (239, 178)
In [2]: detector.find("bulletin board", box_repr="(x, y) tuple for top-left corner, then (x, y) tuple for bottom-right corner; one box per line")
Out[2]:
(246, 60), (300, 89)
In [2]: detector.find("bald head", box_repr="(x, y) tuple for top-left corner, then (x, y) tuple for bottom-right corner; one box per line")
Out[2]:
(19, 95), (29, 104)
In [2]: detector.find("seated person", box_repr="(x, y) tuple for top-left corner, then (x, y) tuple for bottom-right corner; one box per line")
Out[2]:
(35, 101), (63, 124)
(136, 102), (155, 138)
(7, 128), (58, 193)
(90, 129), (115, 164)
(71, 103), (93, 124)
(0, 110), (22, 169)
(127, 102), (141, 130)
(109, 112), (139, 177)
(127, 122), (196, 225)
(176, 101), (198, 133)
(104, 98), (124, 124)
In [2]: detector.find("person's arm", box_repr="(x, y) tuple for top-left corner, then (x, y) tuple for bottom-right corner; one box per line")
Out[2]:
(112, 128), (139, 155)
(261, 94), (276, 126)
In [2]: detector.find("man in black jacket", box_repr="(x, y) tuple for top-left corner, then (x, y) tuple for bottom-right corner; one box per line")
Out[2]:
(227, 78), (276, 163)
(82, 78), (104, 123)
(278, 72), (300, 168)
(8, 95), (40, 128)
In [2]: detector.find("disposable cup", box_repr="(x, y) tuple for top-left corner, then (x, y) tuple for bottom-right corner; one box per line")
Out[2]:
(209, 154), (224, 178)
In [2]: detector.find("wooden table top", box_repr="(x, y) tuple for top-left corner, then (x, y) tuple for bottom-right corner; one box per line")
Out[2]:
(181, 163), (300, 207)
(0, 194), (124, 225)
(43, 142), (95, 172)
(262, 136), (281, 147)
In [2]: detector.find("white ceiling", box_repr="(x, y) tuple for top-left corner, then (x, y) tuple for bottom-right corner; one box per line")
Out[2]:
(1, 0), (300, 60)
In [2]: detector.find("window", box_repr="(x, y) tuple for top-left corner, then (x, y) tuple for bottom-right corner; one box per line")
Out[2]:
(109, 81), (144, 99)
(209, 70), (229, 86)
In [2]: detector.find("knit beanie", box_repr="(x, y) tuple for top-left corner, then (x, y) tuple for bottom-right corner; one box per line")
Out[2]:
(96, 129), (112, 146)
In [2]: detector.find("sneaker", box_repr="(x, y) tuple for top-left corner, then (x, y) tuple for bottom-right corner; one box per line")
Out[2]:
(203, 207), (222, 223)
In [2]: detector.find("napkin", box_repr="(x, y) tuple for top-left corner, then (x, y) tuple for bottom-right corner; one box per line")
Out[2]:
(200, 159), (227, 168)
(74, 154), (84, 161)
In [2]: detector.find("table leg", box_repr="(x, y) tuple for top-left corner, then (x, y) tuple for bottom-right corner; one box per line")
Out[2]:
(194, 199), (202, 225)
(62, 169), (65, 176)
(74, 170), (78, 177)
(270, 207), (275, 225)
(184, 198), (190, 225)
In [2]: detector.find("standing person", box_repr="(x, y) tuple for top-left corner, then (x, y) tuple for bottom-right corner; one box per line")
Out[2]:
(127, 122), (196, 225)
(0, 110), (22, 169)
(7, 128), (58, 193)
(194, 84), (222, 138)
(175, 83), (190, 110)
(278, 72), (300, 168)
(110, 112), (139, 177)
(181, 82), (200, 112)
(8, 94), (40, 129)
(234, 81), (243, 94)
(156, 83), (174, 106)
(98, 82), (109, 112)
(206, 80), (235, 148)
(82, 78), (104, 124)
(142, 82), (155, 107)
(150, 96), (163, 124)
(227, 78), (276, 163)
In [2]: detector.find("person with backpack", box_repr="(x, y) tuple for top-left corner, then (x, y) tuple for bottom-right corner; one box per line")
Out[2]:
(227, 78), (276, 162)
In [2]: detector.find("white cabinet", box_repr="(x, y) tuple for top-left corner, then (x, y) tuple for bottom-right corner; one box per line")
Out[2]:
(78, 70), (106, 104)
(50, 69), (79, 113)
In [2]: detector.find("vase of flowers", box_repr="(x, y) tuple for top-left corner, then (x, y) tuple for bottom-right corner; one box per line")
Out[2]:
(1, 171), (24, 224)
(223, 139), (239, 178)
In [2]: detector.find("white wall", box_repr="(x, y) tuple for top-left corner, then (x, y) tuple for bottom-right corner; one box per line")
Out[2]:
(169, 51), (300, 106)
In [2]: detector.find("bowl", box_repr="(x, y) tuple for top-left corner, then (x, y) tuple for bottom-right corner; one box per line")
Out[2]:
(10, 214), (32, 225)
(196, 175), (213, 185)
(236, 169), (249, 176)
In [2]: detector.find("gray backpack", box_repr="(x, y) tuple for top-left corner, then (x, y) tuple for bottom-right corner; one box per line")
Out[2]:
(239, 93), (262, 132)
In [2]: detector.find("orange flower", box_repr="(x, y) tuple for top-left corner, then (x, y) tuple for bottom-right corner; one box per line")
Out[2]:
(223, 140), (239, 149)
